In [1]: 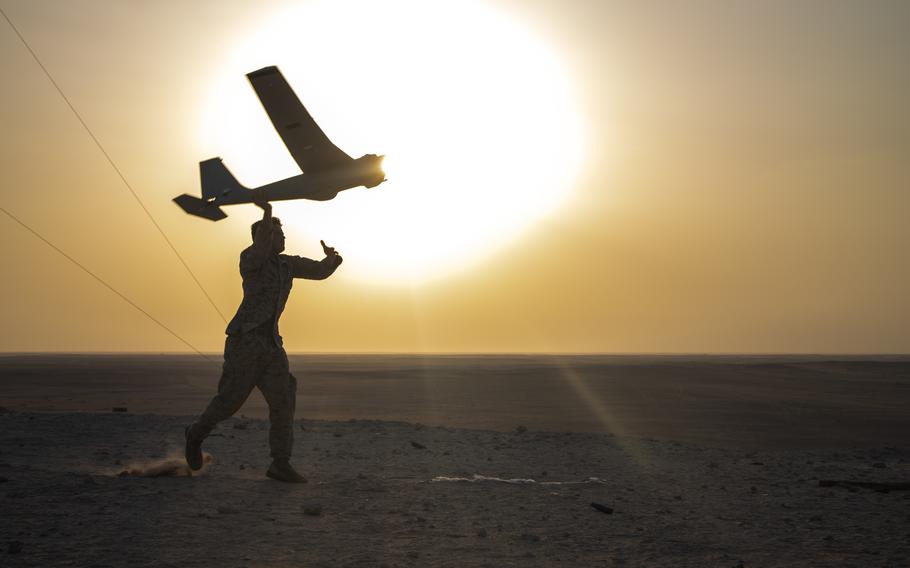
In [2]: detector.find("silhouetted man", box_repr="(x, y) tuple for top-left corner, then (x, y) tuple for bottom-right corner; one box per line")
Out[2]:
(185, 194), (342, 482)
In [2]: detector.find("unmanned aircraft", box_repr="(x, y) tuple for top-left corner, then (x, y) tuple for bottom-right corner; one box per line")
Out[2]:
(174, 66), (386, 220)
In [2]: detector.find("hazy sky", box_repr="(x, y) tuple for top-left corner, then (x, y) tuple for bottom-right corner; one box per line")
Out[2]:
(1, 0), (908, 353)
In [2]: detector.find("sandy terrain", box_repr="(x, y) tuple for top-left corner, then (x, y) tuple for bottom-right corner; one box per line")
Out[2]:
(2, 354), (909, 449)
(1, 355), (909, 566)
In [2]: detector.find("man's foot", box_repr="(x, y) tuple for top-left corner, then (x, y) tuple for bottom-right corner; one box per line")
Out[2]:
(185, 426), (204, 471)
(266, 459), (307, 483)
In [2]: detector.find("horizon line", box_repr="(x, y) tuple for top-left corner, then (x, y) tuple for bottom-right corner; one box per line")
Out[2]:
(2, 351), (909, 358)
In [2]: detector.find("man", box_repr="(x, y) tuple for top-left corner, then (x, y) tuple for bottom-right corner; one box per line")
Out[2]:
(185, 194), (342, 482)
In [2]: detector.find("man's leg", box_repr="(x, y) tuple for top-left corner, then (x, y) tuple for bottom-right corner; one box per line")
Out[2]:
(186, 334), (263, 467)
(257, 348), (304, 482)
(257, 348), (296, 460)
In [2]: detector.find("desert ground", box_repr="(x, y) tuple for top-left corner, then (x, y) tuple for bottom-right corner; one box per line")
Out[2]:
(1, 355), (909, 566)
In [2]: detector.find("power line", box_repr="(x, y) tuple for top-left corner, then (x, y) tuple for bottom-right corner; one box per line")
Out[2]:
(0, 5), (228, 325)
(0, 206), (219, 365)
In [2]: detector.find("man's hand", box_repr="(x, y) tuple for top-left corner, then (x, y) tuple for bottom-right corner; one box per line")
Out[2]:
(253, 188), (271, 215)
(250, 188), (273, 252)
(321, 240), (343, 267)
(320, 240), (336, 257)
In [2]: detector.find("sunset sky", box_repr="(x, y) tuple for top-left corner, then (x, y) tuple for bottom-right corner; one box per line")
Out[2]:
(1, 0), (908, 353)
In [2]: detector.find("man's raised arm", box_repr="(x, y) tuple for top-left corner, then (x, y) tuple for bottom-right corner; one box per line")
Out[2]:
(286, 240), (343, 280)
(246, 189), (274, 267)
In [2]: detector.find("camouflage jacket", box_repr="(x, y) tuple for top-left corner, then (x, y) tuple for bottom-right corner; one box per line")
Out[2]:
(225, 246), (340, 345)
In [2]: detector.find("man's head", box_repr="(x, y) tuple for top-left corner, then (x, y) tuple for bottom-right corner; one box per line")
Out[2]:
(250, 217), (285, 253)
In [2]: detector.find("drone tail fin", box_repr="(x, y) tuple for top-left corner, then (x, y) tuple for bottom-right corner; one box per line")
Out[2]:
(200, 157), (246, 201)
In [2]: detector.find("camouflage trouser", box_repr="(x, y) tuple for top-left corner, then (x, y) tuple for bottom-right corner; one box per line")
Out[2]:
(188, 330), (297, 460)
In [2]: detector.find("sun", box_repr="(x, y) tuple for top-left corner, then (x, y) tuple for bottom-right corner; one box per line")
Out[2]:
(200, 0), (584, 285)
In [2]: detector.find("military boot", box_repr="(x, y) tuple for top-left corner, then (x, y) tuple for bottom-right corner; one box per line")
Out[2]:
(266, 459), (307, 483)
(185, 426), (204, 471)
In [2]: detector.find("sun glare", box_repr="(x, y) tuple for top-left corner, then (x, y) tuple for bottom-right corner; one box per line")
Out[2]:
(200, 0), (584, 284)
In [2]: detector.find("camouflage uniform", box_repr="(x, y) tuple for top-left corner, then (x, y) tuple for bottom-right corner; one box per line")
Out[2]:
(188, 242), (340, 460)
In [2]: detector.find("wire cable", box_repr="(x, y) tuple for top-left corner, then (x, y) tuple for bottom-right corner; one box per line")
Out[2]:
(0, 5), (228, 324)
(0, 206), (219, 365)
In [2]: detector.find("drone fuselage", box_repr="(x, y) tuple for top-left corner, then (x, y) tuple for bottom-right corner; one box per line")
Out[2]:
(215, 154), (385, 205)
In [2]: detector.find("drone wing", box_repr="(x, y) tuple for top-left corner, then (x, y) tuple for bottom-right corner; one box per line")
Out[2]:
(246, 66), (352, 173)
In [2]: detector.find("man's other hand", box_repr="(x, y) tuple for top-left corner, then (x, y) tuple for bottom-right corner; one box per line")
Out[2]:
(320, 240), (337, 257)
(321, 240), (343, 266)
(253, 188), (271, 213)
